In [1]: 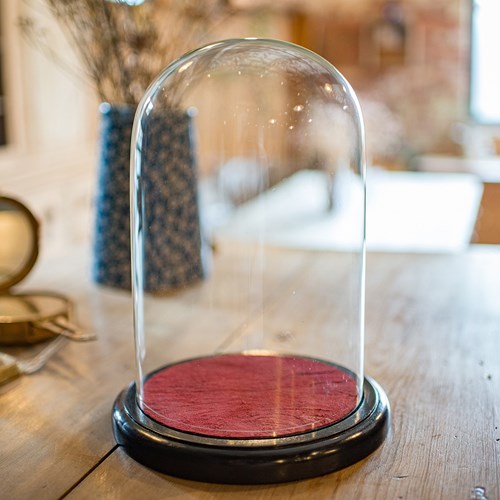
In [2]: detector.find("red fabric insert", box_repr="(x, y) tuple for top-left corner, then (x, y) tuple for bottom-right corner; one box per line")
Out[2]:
(142, 354), (358, 439)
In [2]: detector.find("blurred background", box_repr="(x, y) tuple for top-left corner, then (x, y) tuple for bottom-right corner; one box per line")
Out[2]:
(1, 0), (499, 256)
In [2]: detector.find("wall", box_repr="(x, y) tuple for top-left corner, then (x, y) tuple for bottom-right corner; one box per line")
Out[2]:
(0, 0), (98, 257)
(0, 0), (98, 170)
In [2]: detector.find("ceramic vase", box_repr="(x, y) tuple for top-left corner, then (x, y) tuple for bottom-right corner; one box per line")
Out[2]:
(92, 103), (204, 292)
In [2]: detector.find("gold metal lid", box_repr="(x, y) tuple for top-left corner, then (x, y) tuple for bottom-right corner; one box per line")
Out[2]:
(0, 196), (92, 345)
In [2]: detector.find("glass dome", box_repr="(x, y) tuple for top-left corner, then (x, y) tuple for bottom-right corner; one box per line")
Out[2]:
(114, 38), (388, 484)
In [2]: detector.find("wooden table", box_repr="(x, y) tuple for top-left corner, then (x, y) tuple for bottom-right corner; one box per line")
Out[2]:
(1, 244), (499, 499)
(473, 182), (500, 245)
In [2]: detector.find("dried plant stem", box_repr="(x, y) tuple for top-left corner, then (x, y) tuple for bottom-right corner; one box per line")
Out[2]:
(20, 0), (231, 106)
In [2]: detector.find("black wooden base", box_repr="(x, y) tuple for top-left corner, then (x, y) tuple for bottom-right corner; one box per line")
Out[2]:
(112, 374), (390, 484)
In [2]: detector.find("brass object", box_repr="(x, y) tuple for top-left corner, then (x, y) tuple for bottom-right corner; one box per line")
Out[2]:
(0, 335), (67, 384)
(0, 195), (93, 345)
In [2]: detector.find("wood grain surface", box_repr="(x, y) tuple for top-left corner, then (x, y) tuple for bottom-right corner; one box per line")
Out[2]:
(473, 182), (500, 244)
(1, 245), (499, 499)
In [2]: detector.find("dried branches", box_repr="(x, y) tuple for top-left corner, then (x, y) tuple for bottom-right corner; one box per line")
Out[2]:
(20, 0), (231, 105)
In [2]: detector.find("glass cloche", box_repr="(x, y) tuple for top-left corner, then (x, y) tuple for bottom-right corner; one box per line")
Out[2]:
(113, 38), (389, 484)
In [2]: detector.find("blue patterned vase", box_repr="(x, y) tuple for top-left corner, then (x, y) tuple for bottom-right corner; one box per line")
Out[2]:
(93, 103), (204, 292)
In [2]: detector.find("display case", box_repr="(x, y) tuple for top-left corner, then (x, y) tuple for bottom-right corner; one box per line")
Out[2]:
(113, 38), (389, 484)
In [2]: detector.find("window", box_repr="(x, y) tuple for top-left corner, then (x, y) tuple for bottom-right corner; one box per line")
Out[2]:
(469, 0), (500, 124)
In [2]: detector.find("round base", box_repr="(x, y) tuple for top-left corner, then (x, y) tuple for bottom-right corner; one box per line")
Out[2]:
(141, 354), (359, 438)
(112, 374), (390, 484)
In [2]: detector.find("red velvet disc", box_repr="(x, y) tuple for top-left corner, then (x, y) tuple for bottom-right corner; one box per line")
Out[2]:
(142, 354), (358, 439)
